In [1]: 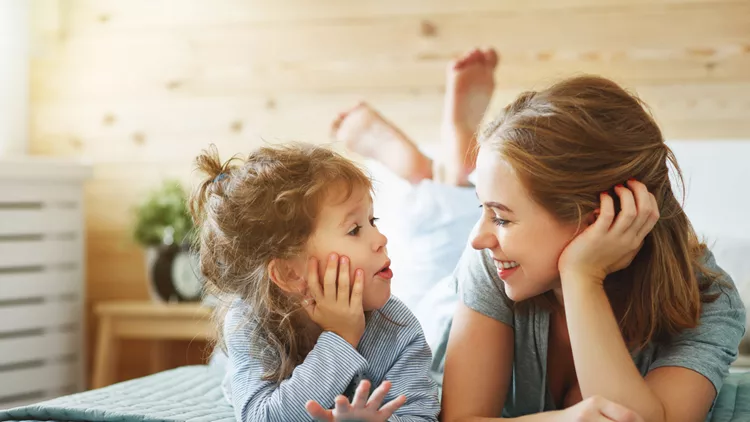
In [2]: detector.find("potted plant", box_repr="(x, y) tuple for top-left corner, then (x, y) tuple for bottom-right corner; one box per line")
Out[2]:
(133, 179), (202, 302)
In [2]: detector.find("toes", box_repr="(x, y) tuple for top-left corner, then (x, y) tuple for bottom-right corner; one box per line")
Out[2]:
(460, 48), (479, 62)
(484, 48), (499, 68)
(339, 102), (364, 120)
(451, 56), (467, 71)
(331, 108), (352, 137)
(466, 48), (484, 66)
(331, 101), (372, 138)
(473, 48), (486, 64)
(454, 48), (483, 70)
(351, 101), (369, 115)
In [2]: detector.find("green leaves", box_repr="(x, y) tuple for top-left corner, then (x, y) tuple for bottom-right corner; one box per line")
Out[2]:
(133, 179), (193, 247)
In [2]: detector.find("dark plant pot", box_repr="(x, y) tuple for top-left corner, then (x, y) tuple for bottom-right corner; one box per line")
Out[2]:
(145, 243), (202, 302)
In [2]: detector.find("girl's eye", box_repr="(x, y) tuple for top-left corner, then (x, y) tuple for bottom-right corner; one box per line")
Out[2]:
(492, 217), (509, 227)
(348, 225), (362, 236)
(370, 217), (379, 226)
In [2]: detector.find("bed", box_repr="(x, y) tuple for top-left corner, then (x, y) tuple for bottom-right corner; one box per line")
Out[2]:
(1, 364), (750, 421)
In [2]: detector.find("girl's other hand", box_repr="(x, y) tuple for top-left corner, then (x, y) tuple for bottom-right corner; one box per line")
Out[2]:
(305, 380), (406, 422)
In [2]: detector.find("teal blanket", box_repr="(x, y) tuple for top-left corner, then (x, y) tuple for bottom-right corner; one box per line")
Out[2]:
(1, 365), (748, 421)
(0, 365), (234, 422)
(709, 371), (750, 422)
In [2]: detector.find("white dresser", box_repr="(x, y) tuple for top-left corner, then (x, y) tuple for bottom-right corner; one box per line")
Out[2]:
(0, 158), (91, 409)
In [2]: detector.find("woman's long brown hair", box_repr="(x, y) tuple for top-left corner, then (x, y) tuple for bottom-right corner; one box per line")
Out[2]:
(481, 75), (721, 350)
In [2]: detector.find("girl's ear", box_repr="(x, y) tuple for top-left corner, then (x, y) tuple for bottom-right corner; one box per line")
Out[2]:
(268, 258), (305, 293)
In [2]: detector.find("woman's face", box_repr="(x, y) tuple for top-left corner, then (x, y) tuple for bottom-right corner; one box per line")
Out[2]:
(472, 147), (581, 302)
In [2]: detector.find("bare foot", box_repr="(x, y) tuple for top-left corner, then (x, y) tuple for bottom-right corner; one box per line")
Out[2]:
(444, 48), (498, 133)
(332, 102), (432, 183)
(438, 48), (499, 186)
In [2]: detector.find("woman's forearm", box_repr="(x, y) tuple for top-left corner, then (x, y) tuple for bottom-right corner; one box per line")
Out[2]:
(456, 411), (561, 422)
(561, 274), (665, 422)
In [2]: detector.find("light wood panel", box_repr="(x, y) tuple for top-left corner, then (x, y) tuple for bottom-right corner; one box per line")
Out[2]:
(29, 0), (750, 384)
(56, 0), (749, 27)
(30, 83), (750, 164)
(32, 3), (750, 99)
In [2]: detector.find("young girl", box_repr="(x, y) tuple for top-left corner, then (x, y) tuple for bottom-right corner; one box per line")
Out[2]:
(437, 75), (746, 421)
(190, 143), (440, 421)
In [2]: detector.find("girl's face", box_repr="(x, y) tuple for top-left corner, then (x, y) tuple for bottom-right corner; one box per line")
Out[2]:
(306, 187), (392, 311)
(472, 147), (580, 302)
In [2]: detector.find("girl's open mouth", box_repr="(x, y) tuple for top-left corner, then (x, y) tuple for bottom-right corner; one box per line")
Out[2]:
(375, 261), (393, 280)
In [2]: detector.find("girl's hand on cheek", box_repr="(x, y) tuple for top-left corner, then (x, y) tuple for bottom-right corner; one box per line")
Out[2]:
(558, 179), (660, 285)
(302, 254), (366, 348)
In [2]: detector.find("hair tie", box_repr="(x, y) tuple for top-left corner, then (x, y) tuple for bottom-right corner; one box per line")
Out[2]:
(213, 173), (228, 183)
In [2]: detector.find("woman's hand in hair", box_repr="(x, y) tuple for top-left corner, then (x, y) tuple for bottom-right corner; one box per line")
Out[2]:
(558, 179), (660, 285)
(303, 254), (366, 348)
(558, 395), (644, 422)
(305, 380), (406, 422)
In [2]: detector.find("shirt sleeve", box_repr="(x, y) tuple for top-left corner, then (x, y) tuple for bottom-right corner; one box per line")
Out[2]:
(382, 302), (441, 421)
(456, 242), (515, 327)
(648, 251), (746, 396)
(224, 303), (368, 422)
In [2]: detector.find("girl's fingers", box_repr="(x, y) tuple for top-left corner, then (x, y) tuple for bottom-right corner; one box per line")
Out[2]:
(350, 269), (364, 310)
(337, 256), (351, 304)
(306, 258), (323, 300)
(365, 380), (391, 409)
(378, 395), (407, 417)
(351, 379), (371, 409)
(304, 400), (333, 422)
(323, 253), (339, 302)
(611, 184), (637, 234)
(333, 395), (351, 413)
(598, 398), (644, 422)
(300, 296), (315, 318)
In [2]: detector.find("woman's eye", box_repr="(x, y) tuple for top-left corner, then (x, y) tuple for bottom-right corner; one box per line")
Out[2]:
(370, 217), (379, 226)
(492, 217), (509, 227)
(348, 225), (362, 236)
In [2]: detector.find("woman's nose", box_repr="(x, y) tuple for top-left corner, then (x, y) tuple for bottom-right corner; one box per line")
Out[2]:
(471, 219), (498, 251)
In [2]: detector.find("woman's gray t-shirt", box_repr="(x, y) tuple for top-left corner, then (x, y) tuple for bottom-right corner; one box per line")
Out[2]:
(443, 244), (746, 417)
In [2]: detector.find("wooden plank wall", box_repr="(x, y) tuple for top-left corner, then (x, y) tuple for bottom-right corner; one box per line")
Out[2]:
(28, 0), (750, 384)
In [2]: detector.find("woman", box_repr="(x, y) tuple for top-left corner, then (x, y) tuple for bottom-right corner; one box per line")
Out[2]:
(439, 76), (745, 421)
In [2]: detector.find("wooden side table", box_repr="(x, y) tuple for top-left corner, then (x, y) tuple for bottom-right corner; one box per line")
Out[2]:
(92, 301), (215, 389)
